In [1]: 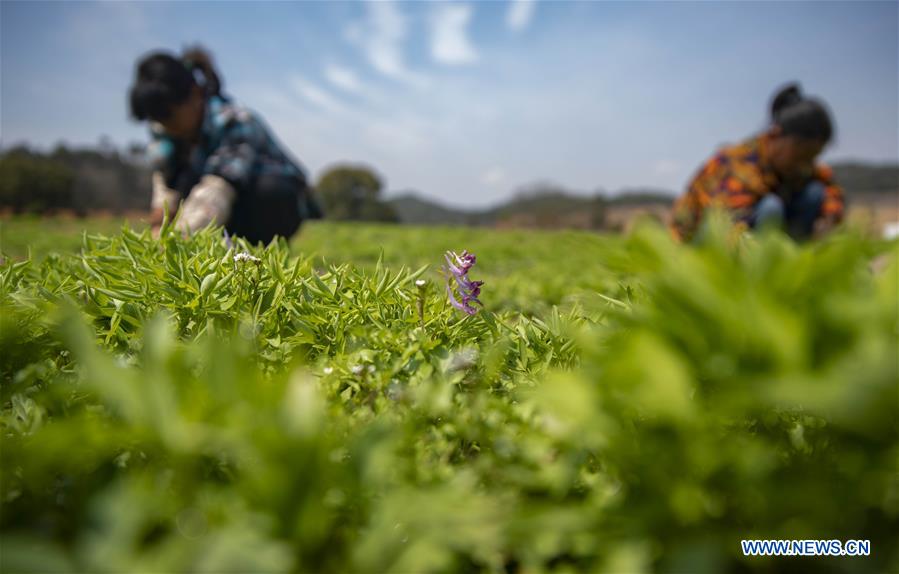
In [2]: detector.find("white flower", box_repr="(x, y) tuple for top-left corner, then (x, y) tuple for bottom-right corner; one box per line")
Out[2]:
(415, 279), (426, 287)
(233, 252), (261, 264)
(350, 365), (364, 375)
(323, 366), (334, 375)
(448, 347), (479, 371)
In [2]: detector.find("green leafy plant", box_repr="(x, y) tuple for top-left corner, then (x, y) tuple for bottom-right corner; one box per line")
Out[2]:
(1, 218), (896, 573)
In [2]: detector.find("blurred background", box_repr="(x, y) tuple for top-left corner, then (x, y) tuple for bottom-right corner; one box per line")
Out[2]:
(1, 0), (897, 233)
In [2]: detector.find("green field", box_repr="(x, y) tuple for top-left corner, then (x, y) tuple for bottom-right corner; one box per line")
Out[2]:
(2, 217), (623, 315)
(1, 215), (137, 260)
(1, 215), (897, 573)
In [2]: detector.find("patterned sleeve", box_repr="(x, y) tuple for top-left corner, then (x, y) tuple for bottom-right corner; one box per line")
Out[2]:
(717, 174), (767, 219)
(203, 111), (264, 190)
(147, 129), (180, 186)
(671, 151), (773, 240)
(672, 155), (731, 240)
(814, 164), (845, 222)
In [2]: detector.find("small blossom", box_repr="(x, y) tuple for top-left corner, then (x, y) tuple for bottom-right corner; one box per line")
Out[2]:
(233, 252), (261, 264)
(223, 228), (234, 250)
(350, 365), (364, 375)
(449, 347), (479, 371)
(323, 366), (334, 375)
(415, 279), (427, 327)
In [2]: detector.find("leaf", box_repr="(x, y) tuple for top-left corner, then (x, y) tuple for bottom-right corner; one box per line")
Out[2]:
(200, 272), (218, 298)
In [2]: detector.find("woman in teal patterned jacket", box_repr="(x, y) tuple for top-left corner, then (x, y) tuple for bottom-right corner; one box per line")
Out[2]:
(129, 48), (322, 244)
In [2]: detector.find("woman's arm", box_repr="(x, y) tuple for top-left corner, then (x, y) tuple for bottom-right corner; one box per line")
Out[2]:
(174, 175), (237, 234)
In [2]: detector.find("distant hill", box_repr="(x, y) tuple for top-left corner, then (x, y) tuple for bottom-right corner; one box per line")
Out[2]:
(830, 162), (898, 195)
(387, 189), (607, 228)
(387, 187), (673, 227)
(386, 193), (483, 226)
(606, 188), (675, 205)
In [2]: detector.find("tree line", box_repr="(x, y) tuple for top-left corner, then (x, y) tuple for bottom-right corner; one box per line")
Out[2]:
(0, 142), (399, 222)
(0, 142), (151, 215)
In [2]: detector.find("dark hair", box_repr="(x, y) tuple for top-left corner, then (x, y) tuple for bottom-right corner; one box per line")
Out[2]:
(129, 47), (222, 122)
(769, 83), (834, 143)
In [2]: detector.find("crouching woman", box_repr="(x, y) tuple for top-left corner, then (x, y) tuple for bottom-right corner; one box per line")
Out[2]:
(671, 84), (844, 242)
(129, 48), (323, 244)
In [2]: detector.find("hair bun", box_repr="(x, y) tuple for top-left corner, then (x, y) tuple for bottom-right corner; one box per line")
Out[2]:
(182, 47), (212, 69)
(181, 46), (221, 97)
(771, 83), (803, 122)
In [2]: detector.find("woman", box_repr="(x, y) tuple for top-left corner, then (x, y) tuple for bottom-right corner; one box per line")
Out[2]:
(671, 84), (844, 241)
(129, 48), (322, 244)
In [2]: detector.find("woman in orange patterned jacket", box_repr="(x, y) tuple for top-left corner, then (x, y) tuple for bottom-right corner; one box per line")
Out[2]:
(672, 84), (844, 241)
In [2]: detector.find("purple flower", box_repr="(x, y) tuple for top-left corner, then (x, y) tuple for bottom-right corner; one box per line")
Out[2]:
(444, 250), (483, 315)
(444, 250), (476, 275)
(223, 228), (234, 250)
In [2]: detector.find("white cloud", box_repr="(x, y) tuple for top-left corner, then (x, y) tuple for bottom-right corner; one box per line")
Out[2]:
(324, 63), (362, 93)
(653, 159), (682, 175)
(289, 76), (349, 116)
(481, 166), (506, 186)
(254, 73), (432, 173)
(366, 2), (405, 77)
(346, 1), (425, 87)
(506, 0), (536, 32)
(430, 3), (478, 65)
(364, 116), (428, 154)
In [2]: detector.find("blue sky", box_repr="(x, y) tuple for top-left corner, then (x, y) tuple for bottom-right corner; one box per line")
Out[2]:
(2, 1), (896, 208)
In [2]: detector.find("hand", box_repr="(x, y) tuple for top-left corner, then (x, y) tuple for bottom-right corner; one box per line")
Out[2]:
(148, 207), (166, 228)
